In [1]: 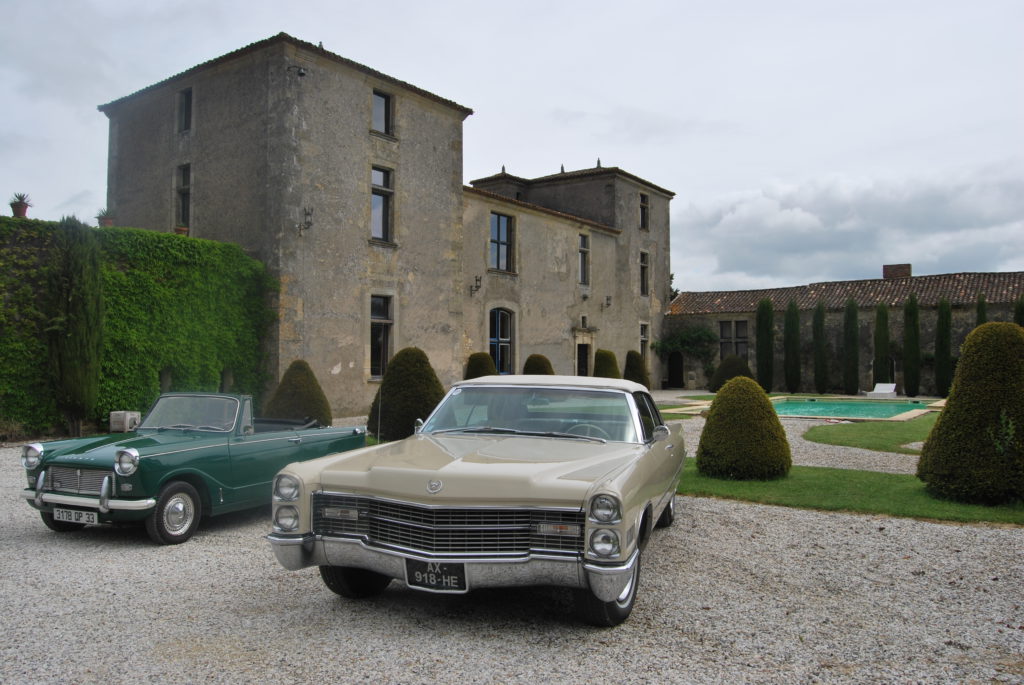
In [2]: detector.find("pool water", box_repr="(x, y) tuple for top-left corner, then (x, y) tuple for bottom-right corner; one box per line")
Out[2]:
(773, 399), (926, 419)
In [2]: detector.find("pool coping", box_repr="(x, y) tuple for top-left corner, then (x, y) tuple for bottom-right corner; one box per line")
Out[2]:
(660, 396), (945, 422)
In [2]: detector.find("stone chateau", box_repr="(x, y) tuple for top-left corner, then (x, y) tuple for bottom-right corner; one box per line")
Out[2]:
(98, 33), (673, 416)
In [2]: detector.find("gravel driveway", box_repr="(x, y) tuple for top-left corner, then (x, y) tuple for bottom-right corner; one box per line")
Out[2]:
(2, 420), (1021, 684)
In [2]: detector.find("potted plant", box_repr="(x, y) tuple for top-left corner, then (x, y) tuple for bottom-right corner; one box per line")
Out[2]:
(174, 224), (189, 235)
(10, 193), (31, 218)
(96, 208), (114, 227)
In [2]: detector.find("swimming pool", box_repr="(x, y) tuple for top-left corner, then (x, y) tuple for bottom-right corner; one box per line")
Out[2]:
(772, 398), (929, 420)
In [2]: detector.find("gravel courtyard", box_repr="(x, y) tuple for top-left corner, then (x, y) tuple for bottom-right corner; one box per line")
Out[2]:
(2, 419), (1021, 684)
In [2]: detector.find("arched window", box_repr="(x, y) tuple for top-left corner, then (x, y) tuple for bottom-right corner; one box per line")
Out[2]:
(489, 308), (514, 374)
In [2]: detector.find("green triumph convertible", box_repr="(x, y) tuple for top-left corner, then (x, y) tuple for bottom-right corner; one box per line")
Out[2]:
(20, 392), (365, 544)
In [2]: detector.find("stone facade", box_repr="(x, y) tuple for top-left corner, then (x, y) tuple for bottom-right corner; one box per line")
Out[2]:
(666, 268), (1024, 395)
(98, 34), (672, 415)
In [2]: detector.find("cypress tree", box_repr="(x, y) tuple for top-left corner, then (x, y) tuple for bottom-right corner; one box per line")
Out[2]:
(783, 300), (800, 393)
(755, 298), (774, 392)
(873, 304), (891, 384)
(935, 298), (952, 397)
(46, 217), (104, 436)
(903, 293), (921, 397)
(1015, 295), (1024, 327)
(842, 298), (859, 395)
(976, 293), (987, 327)
(813, 302), (828, 394)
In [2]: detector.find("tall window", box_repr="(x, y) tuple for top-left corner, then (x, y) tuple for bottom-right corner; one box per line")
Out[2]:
(371, 167), (393, 242)
(489, 213), (514, 272)
(719, 320), (749, 360)
(578, 234), (590, 285)
(177, 88), (193, 132)
(370, 295), (392, 377)
(176, 164), (191, 227)
(639, 251), (650, 296)
(640, 324), (649, 361)
(372, 91), (392, 135)
(639, 192), (650, 230)
(489, 308), (514, 374)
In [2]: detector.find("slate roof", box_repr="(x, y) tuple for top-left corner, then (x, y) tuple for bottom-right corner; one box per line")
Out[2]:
(669, 271), (1024, 315)
(464, 187), (620, 234)
(99, 33), (473, 116)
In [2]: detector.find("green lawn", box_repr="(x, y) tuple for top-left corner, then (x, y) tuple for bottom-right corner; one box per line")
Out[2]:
(802, 413), (937, 454)
(679, 459), (1023, 525)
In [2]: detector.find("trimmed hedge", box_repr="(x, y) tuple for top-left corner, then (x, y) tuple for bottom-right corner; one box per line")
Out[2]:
(465, 352), (497, 379)
(264, 360), (332, 426)
(708, 354), (753, 393)
(622, 350), (651, 389)
(593, 349), (621, 379)
(917, 322), (1024, 505)
(367, 347), (445, 441)
(696, 376), (791, 480)
(0, 218), (275, 434)
(522, 354), (554, 375)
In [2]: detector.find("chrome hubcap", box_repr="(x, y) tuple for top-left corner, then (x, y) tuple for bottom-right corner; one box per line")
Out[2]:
(164, 495), (194, 534)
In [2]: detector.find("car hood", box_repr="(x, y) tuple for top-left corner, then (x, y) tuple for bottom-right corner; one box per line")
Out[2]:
(39, 431), (221, 468)
(313, 433), (644, 505)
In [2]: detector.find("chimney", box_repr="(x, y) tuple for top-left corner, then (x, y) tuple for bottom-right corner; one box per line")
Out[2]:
(883, 264), (912, 279)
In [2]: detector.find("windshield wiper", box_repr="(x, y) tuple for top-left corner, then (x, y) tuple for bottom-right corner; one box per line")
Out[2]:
(429, 426), (523, 436)
(518, 431), (607, 444)
(157, 423), (195, 432)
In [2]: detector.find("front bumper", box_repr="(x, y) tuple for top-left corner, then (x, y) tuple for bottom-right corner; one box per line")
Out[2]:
(22, 470), (155, 515)
(267, 533), (638, 603)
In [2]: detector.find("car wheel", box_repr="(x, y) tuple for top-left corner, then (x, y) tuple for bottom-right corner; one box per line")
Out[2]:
(40, 511), (86, 532)
(319, 566), (392, 598)
(574, 550), (641, 627)
(145, 481), (201, 545)
(655, 496), (676, 528)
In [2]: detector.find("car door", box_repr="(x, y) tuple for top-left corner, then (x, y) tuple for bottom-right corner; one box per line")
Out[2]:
(227, 400), (305, 507)
(633, 391), (682, 498)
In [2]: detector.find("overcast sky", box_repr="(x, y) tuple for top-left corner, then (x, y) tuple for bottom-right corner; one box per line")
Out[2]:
(2, 0), (1021, 292)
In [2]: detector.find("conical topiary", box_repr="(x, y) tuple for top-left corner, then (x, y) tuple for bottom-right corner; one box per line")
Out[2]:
(917, 322), (1024, 505)
(696, 376), (791, 480)
(263, 360), (332, 426)
(622, 350), (651, 389)
(465, 352), (497, 379)
(593, 349), (621, 379)
(368, 347), (445, 441)
(708, 354), (754, 393)
(522, 354), (554, 375)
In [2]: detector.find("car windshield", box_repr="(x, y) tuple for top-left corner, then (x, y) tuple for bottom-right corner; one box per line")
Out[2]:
(422, 386), (638, 443)
(138, 395), (239, 432)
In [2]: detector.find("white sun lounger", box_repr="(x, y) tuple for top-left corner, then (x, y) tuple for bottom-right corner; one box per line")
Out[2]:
(866, 383), (897, 398)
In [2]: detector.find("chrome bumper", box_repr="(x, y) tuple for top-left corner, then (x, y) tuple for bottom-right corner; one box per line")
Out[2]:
(21, 490), (156, 512)
(267, 533), (638, 603)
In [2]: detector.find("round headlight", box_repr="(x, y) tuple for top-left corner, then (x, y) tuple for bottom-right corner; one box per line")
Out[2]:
(590, 529), (620, 557)
(114, 448), (140, 476)
(274, 505), (300, 532)
(589, 494), (621, 523)
(273, 474), (301, 501)
(21, 443), (43, 469)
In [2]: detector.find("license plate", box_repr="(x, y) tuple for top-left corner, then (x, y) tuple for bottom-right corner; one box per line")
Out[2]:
(54, 508), (97, 525)
(405, 559), (467, 592)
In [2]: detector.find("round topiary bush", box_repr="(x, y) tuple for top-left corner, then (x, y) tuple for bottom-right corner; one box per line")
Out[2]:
(593, 349), (621, 379)
(696, 376), (791, 480)
(916, 322), (1024, 505)
(622, 350), (651, 389)
(263, 360), (332, 426)
(708, 354), (754, 393)
(522, 354), (554, 375)
(368, 347), (446, 441)
(465, 352), (497, 379)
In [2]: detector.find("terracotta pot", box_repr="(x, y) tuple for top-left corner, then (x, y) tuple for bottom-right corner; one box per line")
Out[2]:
(99, 217), (114, 227)
(10, 202), (28, 218)
(174, 225), (189, 235)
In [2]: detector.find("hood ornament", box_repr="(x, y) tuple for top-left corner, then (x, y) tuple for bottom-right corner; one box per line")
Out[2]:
(427, 479), (443, 494)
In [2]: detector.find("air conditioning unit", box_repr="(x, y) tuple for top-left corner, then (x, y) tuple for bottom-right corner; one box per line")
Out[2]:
(109, 411), (141, 433)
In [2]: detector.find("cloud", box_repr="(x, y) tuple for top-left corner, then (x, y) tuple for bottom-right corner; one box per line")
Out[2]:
(673, 166), (1024, 291)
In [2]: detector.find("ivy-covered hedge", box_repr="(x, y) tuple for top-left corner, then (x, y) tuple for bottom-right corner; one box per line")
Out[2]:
(0, 219), (276, 434)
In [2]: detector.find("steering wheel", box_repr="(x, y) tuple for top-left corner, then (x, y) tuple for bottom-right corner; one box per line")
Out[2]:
(566, 423), (611, 439)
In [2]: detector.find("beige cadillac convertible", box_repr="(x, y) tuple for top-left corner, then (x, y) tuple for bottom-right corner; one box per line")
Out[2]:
(267, 375), (684, 626)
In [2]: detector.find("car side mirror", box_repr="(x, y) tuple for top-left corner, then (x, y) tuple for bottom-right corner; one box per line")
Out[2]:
(414, 418), (424, 434)
(652, 425), (670, 442)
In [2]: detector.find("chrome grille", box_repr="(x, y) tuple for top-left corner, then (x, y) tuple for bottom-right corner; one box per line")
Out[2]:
(46, 466), (109, 495)
(313, 493), (584, 557)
